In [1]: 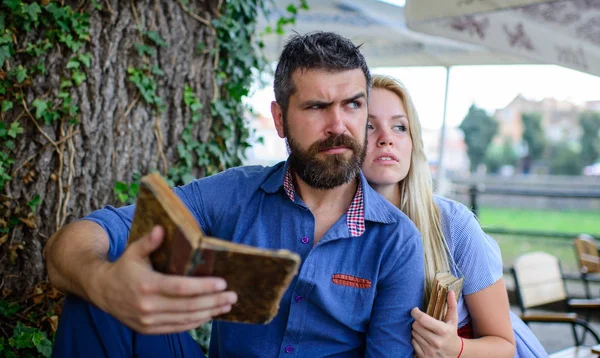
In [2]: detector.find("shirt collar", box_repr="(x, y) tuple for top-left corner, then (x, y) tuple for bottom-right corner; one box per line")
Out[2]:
(260, 160), (398, 233)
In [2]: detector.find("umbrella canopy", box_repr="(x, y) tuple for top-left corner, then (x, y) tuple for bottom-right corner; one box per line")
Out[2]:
(405, 0), (600, 77)
(260, 0), (536, 67)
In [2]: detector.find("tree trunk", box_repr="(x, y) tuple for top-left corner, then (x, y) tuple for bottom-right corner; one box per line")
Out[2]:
(1, 0), (220, 296)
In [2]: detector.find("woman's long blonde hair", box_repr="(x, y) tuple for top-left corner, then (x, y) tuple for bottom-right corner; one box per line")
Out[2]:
(372, 74), (452, 304)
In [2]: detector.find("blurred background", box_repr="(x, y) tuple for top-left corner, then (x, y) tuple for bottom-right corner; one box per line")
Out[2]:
(246, 1), (600, 353)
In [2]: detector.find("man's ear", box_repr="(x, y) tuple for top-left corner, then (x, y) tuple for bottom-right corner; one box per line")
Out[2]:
(271, 101), (285, 138)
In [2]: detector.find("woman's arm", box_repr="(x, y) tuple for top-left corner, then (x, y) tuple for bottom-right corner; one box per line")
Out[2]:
(461, 278), (515, 357)
(411, 280), (515, 357)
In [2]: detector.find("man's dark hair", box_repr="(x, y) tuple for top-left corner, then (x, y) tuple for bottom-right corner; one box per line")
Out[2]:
(273, 31), (372, 117)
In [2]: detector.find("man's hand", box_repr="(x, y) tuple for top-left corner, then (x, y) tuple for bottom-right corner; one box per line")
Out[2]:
(410, 291), (462, 358)
(90, 226), (238, 334)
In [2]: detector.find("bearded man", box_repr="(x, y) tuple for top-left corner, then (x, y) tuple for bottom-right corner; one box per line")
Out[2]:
(45, 31), (424, 358)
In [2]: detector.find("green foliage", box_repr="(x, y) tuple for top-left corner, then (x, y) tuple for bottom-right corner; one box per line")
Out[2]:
(114, 174), (141, 205)
(579, 111), (600, 166)
(0, 0), (93, 195)
(127, 66), (165, 112)
(459, 104), (498, 172)
(521, 112), (545, 160)
(1, 321), (53, 358)
(484, 138), (518, 174)
(548, 141), (584, 175)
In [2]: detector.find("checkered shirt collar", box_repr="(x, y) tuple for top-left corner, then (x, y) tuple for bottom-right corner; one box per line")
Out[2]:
(283, 167), (365, 237)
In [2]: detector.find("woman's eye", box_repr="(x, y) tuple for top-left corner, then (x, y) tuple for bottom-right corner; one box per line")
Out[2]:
(367, 123), (374, 130)
(393, 125), (407, 132)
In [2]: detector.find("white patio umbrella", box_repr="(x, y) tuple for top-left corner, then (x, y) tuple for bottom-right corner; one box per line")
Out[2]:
(259, 0), (539, 191)
(405, 0), (600, 78)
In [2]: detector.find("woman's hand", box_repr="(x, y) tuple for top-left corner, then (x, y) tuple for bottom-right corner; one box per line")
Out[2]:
(411, 291), (463, 358)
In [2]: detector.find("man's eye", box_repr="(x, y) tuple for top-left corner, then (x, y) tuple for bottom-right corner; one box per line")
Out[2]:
(347, 101), (361, 110)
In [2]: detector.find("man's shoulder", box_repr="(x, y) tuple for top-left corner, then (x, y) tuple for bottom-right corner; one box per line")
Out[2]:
(192, 162), (285, 189)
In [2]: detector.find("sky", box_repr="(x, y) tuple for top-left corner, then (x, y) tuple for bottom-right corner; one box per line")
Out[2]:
(249, 64), (600, 131)
(248, 0), (600, 131)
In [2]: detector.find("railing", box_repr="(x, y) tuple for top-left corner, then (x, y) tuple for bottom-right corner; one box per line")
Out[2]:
(463, 184), (600, 218)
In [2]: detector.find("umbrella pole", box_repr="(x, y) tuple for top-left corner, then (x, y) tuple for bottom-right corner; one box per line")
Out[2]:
(436, 65), (451, 196)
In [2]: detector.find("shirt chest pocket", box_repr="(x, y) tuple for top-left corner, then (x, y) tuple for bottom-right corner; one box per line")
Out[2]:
(321, 273), (376, 331)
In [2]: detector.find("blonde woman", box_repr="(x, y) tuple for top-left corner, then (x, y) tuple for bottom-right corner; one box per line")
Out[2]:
(362, 74), (548, 358)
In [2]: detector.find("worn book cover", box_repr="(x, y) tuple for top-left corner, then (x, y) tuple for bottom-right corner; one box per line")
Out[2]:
(425, 272), (464, 321)
(127, 173), (301, 324)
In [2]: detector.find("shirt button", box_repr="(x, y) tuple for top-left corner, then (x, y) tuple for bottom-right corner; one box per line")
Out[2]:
(301, 236), (310, 244)
(295, 295), (303, 302)
(285, 345), (294, 353)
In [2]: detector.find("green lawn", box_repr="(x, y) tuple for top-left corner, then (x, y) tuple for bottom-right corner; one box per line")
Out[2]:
(478, 208), (600, 236)
(476, 207), (600, 273)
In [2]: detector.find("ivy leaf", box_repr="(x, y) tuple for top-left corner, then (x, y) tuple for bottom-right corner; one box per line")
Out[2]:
(11, 65), (27, 83)
(60, 80), (73, 89)
(78, 53), (92, 68)
(286, 4), (298, 15)
(0, 46), (11, 68)
(0, 301), (20, 317)
(0, 13), (5, 31)
(3, 0), (20, 10)
(24, 3), (42, 23)
(196, 42), (205, 53)
(11, 322), (36, 349)
(72, 70), (86, 86)
(66, 58), (80, 69)
(91, 0), (103, 10)
(134, 43), (156, 57)
(144, 31), (167, 47)
(32, 98), (48, 119)
(7, 121), (23, 138)
(36, 336), (53, 358)
(1, 100), (13, 112)
(27, 195), (42, 212)
(150, 65), (164, 76)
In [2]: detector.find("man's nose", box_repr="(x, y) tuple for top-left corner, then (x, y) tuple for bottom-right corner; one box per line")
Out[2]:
(325, 108), (346, 135)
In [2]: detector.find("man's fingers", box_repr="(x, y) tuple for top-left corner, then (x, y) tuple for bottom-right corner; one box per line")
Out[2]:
(133, 305), (231, 334)
(128, 226), (164, 260)
(156, 275), (231, 297)
(141, 291), (238, 314)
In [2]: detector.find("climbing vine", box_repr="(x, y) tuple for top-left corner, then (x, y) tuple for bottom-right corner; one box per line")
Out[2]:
(0, 0), (306, 355)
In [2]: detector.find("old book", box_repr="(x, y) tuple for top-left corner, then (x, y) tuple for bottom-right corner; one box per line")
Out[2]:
(127, 173), (301, 324)
(425, 272), (464, 321)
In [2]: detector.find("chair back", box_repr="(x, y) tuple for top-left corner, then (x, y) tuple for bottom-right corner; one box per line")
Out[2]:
(573, 234), (600, 274)
(513, 252), (567, 310)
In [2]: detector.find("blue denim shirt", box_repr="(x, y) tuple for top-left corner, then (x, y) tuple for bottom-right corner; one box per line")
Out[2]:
(85, 161), (424, 357)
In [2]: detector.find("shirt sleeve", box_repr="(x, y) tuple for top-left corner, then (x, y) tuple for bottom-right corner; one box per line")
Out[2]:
(365, 231), (424, 357)
(449, 203), (503, 295)
(82, 204), (136, 262)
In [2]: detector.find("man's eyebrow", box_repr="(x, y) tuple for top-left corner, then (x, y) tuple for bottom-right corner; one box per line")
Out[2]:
(343, 93), (367, 104)
(301, 99), (333, 107)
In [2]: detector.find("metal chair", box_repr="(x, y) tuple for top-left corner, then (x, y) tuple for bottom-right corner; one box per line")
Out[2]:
(512, 252), (600, 357)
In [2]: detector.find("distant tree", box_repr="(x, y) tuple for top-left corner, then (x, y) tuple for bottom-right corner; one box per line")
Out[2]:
(484, 137), (518, 174)
(549, 142), (584, 175)
(579, 111), (600, 165)
(459, 104), (498, 172)
(521, 112), (545, 173)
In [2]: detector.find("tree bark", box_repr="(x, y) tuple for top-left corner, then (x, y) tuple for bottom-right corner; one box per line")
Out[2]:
(1, 0), (220, 296)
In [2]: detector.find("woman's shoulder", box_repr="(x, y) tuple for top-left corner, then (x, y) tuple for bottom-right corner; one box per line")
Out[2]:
(433, 195), (474, 222)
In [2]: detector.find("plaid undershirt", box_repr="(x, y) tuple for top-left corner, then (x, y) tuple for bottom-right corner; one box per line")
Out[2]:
(283, 167), (365, 237)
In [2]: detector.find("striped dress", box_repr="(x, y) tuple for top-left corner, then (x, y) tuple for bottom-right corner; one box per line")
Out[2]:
(435, 196), (549, 358)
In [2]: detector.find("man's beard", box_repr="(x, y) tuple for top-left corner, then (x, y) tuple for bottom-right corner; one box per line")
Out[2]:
(286, 129), (367, 190)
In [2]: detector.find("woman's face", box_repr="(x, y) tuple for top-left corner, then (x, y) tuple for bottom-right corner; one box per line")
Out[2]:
(363, 88), (413, 188)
